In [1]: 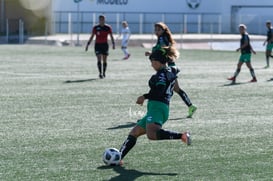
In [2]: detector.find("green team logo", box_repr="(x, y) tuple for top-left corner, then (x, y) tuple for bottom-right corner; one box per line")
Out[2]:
(186, 0), (201, 9)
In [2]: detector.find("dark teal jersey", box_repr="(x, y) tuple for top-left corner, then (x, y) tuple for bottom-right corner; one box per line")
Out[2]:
(240, 33), (251, 54)
(267, 27), (273, 42)
(143, 67), (177, 105)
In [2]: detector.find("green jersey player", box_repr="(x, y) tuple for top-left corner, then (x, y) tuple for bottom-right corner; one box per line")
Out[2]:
(145, 22), (197, 118)
(228, 24), (257, 83)
(118, 47), (191, 165)
(263, 20), (273, 68)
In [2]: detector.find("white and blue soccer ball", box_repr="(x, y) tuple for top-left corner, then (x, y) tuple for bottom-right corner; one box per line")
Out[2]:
(102, 148), (121, 166)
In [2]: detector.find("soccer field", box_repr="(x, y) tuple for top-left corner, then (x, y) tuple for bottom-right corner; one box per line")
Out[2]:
(1, 45), (273, 181)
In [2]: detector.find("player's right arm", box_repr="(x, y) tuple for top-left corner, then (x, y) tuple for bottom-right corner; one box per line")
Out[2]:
(85, 28), (95, 51)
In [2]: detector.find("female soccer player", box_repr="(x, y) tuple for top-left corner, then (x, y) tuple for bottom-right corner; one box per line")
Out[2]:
(145, 22), (197, 118)
(119, 47), (191, 165)
(118, 21), (131, 60)
(227, 24), (257, 83)
(85, 15), (115, 79)
(263, 20), (273, 68)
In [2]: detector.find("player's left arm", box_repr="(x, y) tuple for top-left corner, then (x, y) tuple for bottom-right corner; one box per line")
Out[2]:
(110, 32), (115, 49)
(250, 44), (256, 54)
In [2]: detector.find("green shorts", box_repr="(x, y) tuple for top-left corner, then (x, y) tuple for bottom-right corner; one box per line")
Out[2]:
(239, 53), (251, 63)
(266, 43), (273, 51)
(137, 100), (169, 129)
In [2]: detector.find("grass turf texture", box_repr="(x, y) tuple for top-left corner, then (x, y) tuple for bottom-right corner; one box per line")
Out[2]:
(1, 45), (273, 181)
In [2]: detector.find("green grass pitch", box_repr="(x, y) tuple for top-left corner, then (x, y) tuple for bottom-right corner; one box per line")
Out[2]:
(0, 45), (273, 181)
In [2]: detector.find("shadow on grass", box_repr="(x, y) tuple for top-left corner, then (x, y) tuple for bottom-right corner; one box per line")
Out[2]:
(168, 117), (189, 121)
(97, 165), (177, 181)
(222, 82), (248, 86)
(63, 78), (97, 83)
(107, 122), (136, 130)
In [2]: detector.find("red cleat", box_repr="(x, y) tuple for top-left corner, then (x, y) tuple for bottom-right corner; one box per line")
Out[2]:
(249, 78), (257, 82)
(227, 76), (235, 81)
(123, 54), (131, 60)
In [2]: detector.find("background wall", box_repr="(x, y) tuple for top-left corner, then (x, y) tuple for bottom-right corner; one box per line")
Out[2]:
(51, 0), (273, 34)
(1, 0), (273, 37)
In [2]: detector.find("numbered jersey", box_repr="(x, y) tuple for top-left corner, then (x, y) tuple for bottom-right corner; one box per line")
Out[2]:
(92, 24), (112, 44)
(145, 67), (177, 105)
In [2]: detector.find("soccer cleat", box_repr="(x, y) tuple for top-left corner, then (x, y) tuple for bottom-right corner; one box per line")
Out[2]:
(187, 105), (197, 118)
(181, 132), (191, 146)
(264, 65), (270, 69)
(249, 78), (257, 82)
(99, 74), (104, 79)
(123, 54), (131, 60)
(227, 76), (236, 81)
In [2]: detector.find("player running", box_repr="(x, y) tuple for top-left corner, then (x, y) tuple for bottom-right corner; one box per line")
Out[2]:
(145, 22), (197, 118)
(119, 47), (191, 165)
(263, 20), (273, 68)
(85, 15), (115, 79)
(227, 24), (257, 83)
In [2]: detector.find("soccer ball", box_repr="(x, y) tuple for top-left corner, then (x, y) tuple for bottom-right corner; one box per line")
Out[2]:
(102, 148), (121, 166)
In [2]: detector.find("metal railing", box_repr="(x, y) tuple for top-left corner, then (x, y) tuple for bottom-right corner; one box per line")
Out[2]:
(52, 11), (222, 34)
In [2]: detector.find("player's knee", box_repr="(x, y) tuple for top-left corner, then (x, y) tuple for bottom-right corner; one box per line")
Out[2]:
(146, 132), (157, 140)
(129, 125), (145, 138)
(146, 134), (157, 140)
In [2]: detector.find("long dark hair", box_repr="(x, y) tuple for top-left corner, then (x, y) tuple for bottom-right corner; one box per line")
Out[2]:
(154, 22), (176, 46)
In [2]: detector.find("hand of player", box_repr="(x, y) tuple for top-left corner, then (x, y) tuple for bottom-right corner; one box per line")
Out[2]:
(136, 96), (145, 106)
(145, 51), (151, 56)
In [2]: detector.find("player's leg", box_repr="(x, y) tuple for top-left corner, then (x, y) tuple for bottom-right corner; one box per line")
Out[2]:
(96, 55), (103, 78)
(265, 49), (270, 68)
(228, 60), (243, 82)
(101, 43), (109, 78)
(146, 123), (191, 145)
(95, 44), (103, 78)
(121, 46), (126, 56)
(174, 80), (197, 118)
(146, 101), (191, 144)
(265, 43), (273, 68)
(119, 112), (149, 160)
(102, 55), (107, 78)
(119, 125), (145, 159)
(121, 40), (130, 59)
(246, 62), (257, 82)
(234, 61), (243, 78)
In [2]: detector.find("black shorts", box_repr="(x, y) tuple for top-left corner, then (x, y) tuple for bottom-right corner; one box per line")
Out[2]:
(95, 43), (109, 55)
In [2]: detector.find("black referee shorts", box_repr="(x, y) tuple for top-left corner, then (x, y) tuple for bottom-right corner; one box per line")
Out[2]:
(95, 43), (109, 56)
